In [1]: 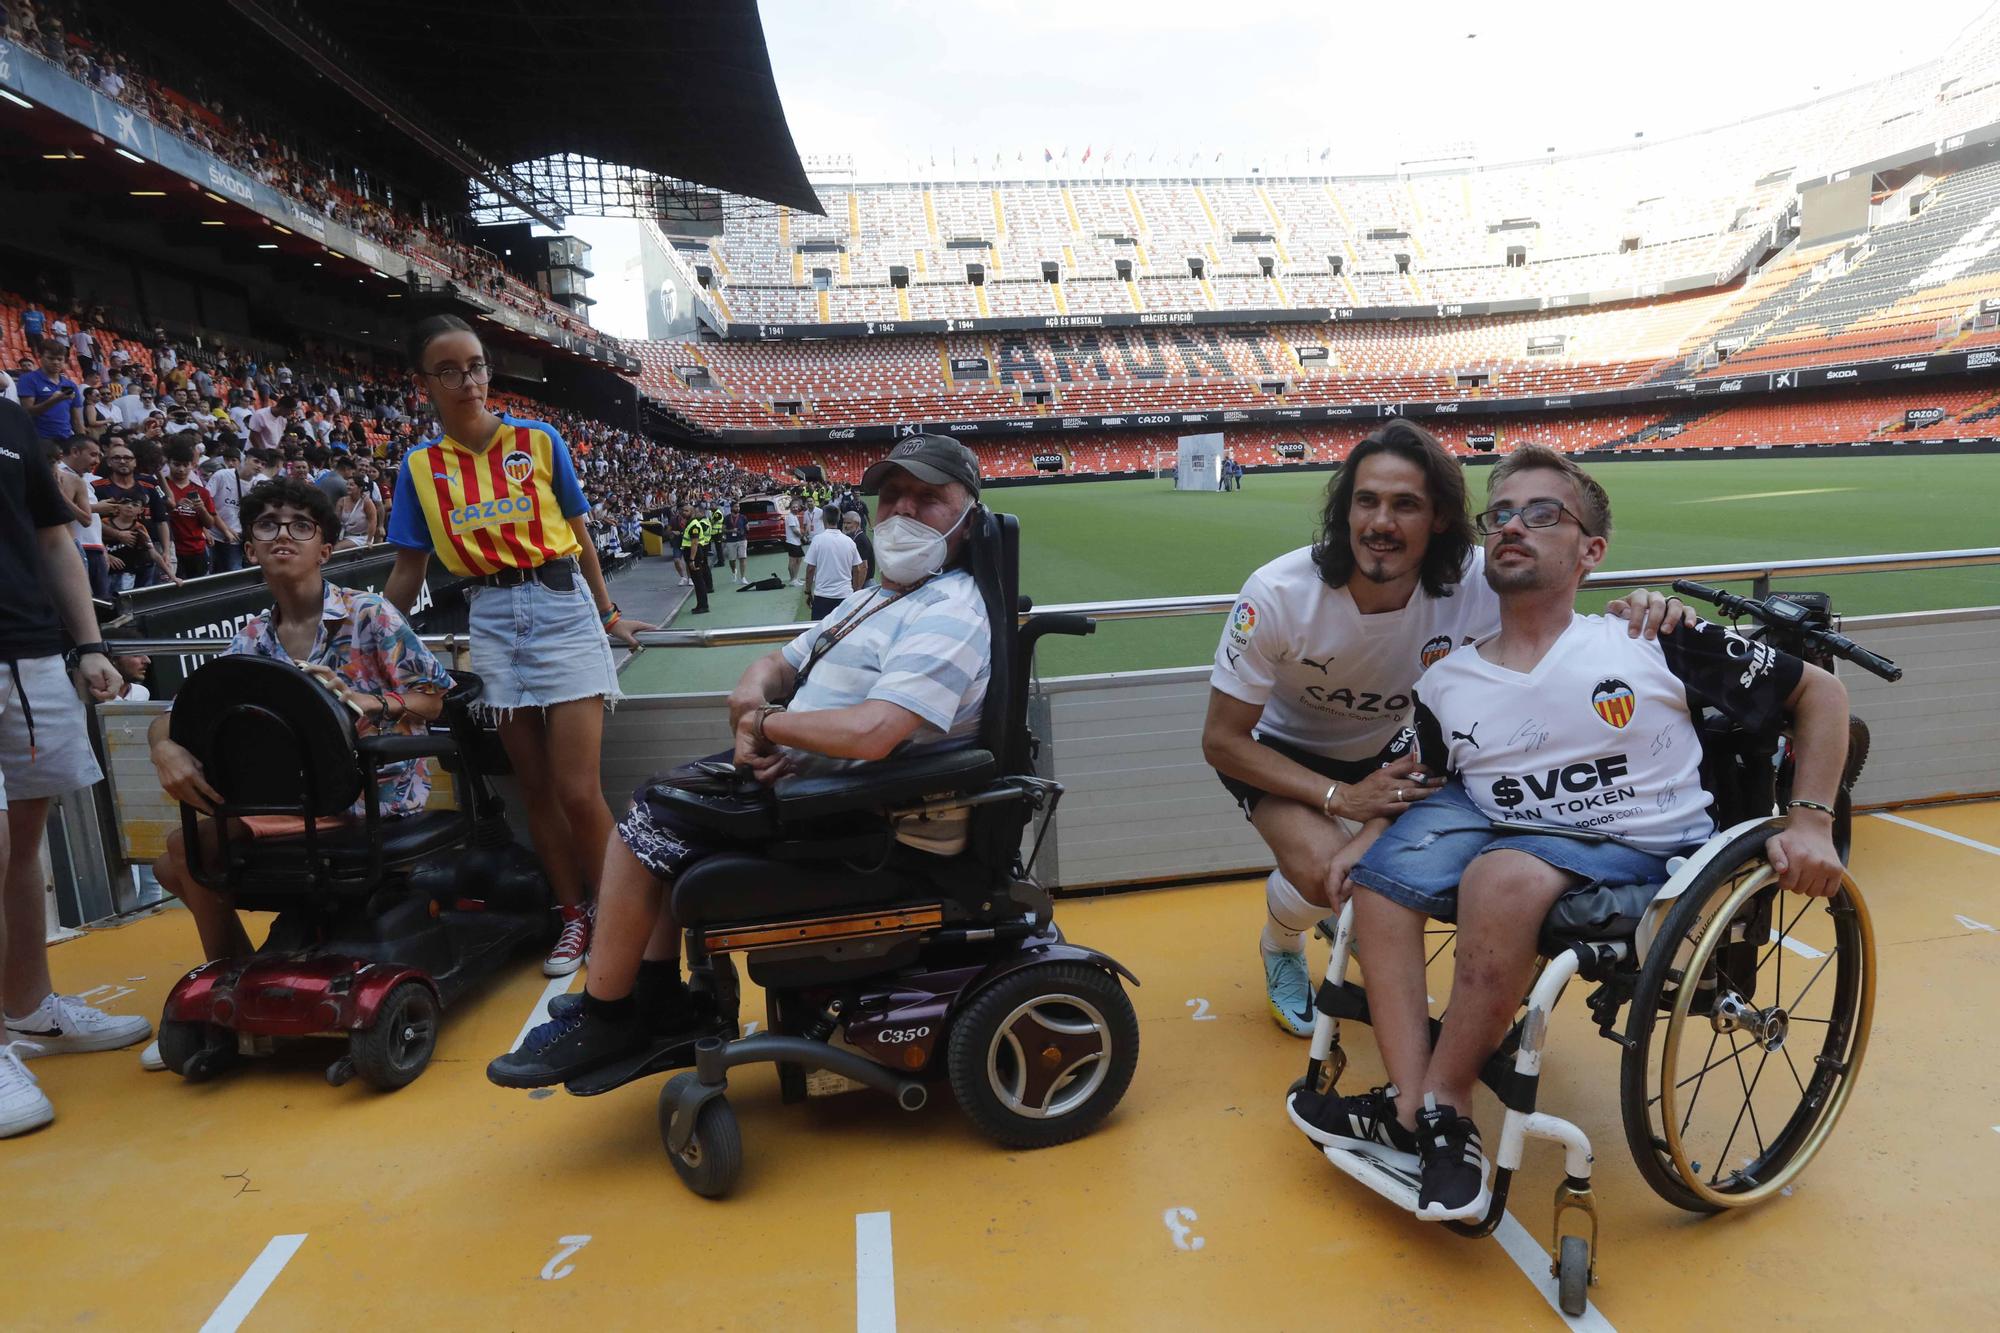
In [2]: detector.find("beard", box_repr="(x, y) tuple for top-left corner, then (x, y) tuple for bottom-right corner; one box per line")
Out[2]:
(1484, 547), (1548, 592)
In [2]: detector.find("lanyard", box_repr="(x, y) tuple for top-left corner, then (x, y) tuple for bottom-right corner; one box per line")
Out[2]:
(788, 585), (906, 699)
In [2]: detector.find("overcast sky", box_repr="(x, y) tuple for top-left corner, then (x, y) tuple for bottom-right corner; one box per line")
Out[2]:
(566, 0), (1995, 337)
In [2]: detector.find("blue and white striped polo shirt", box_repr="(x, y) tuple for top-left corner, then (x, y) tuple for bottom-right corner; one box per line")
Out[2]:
(780, 568), (991, 778)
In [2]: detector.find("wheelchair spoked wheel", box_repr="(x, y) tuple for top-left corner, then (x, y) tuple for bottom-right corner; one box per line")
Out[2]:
(658, 1072), (742, 1198)
(948, 962), (1140, 1149)
(1619, 824), (1875, 1212)
(349, 981), (440, 1091)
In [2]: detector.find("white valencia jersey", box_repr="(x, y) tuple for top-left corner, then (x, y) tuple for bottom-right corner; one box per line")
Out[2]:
(1211, 547), (1501, 762)
(1411, 614), (1804, 853)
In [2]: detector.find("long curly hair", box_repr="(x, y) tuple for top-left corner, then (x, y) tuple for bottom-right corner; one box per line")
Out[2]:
(1309, 418), (1475, 599)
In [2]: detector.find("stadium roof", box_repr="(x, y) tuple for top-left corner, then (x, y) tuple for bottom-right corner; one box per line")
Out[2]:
(232, 0), (821, 216)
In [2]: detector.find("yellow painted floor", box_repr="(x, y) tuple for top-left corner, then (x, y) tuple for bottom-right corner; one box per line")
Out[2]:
(5, 803), (1999, 1330)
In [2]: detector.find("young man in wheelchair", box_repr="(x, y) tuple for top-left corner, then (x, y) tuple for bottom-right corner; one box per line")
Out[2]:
(1288, 445), (1850, 1221)
(146, 479), (454, 1023)
(1202, 420), (1684, 1040)
(487, 436), (991, 1088)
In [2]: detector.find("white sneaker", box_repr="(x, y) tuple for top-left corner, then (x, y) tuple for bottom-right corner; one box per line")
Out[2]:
(789, 578), (805, 587)
(0, 1042), (54, 1138)
(139, 1039), (166, 1072)
(4, 993), (152, 1056)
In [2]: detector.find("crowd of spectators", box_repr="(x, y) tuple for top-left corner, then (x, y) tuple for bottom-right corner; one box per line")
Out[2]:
(3, 288), (782, 591)
(0, 1), (598, 339)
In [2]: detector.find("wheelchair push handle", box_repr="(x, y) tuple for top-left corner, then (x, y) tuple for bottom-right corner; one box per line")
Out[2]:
(1670, 580), (1903, 682)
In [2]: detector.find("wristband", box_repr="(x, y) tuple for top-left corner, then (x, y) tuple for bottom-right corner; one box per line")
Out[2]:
(599, 602), (620, 626)
(1785, 798), (1836, 816)
(753, 703), (786, 744)
(1322, 782), (1342, 820)
(66, 642), (111, 670)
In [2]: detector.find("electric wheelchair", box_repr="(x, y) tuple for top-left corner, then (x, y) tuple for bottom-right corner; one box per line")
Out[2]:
(158, 659), (551, 1089)
(1295, 581), (1900, 1314)
(566, 509), (1142, 1198)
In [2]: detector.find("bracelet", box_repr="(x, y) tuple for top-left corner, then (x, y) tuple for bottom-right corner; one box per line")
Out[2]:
(753, 703), (786, 744)
(1322, 782), (1342, 820)
(1786, 798), (1836, 816)
(599, 602), (620, 626)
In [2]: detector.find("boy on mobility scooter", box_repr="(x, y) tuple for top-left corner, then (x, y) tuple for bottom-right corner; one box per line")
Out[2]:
(1287, 445), (1852, 1222)
(149, 476), (553, 1087)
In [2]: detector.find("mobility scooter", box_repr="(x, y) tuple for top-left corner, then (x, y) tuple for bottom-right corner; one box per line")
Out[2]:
(158, 658), (550, 1090)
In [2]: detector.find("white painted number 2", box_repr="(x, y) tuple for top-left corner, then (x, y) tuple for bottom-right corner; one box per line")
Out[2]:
(1185, 998), (1215, 1021)
(540, 1234), (592, 1281)
(1163, 1206), (1205, 1251)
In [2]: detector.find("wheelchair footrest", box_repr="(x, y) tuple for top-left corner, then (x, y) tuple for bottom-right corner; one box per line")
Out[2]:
(1323, 1144), (1422, 1212)
(562, 1025), (724, 1098)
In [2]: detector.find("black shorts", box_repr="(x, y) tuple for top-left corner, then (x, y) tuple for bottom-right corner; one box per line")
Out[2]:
(1216, 733), (1378, 819)
(785, 542), (804, 557)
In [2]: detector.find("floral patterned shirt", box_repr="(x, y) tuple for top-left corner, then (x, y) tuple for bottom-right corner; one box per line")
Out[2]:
(225, 582), (455, 818)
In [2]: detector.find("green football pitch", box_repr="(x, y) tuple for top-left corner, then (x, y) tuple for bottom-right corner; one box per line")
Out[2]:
(619, 452), (2000, 695)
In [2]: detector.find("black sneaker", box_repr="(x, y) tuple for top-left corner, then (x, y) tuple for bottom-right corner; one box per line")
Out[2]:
(546, 980), (714, 1035)
(486, 1008), (648, 1089)
(1414, 1093), (1491, 1221)
(1287, 1084), (1418, 1158)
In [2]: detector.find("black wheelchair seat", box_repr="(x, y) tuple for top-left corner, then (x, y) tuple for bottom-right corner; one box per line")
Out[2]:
(671, 851), (935, 926)
(228, 809), (471, 880)
(1537, 879), (1665, 953)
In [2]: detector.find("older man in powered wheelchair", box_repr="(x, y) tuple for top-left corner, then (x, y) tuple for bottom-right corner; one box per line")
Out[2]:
(485, 436), (1140, 1198)
(1283, 447), (1899, 1314)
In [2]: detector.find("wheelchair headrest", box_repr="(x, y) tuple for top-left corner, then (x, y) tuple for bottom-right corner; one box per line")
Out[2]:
(168, 655), (363, 816)
(963, 509), (1021, 765)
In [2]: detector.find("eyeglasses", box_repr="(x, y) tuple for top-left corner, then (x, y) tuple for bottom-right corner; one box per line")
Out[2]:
(420, 361), (492, 390)
(1474, 499), (1595, 537)
(249, 516), (323, 541)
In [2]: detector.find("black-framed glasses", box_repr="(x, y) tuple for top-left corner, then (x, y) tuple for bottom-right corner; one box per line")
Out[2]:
(1474, 499), (1594, 536)
(249, 516), (323, 541)
(421, 361), (492, 389)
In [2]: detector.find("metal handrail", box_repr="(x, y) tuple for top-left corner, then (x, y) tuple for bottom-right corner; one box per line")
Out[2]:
(105, 546), (2000, 655)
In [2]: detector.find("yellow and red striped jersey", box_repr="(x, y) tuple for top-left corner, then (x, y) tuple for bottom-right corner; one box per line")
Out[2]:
(388, 416), (587, 577)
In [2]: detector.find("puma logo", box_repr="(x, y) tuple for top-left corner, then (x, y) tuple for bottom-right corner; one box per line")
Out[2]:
(1225, 648), (1241, 670)
(1300, 654), (1334, 673)
(1452, 722), (1482, 750)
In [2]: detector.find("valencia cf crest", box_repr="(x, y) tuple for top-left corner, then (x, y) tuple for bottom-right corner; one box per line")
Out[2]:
(1591, 678), (1637, 729)
(502, 449), (535, 484)
(1420, 634), (1453, 669)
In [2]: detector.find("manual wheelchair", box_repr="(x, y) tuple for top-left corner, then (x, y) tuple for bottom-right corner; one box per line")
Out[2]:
(1295, 581), (1900, 1314)
(565, 508), (1141, 1198)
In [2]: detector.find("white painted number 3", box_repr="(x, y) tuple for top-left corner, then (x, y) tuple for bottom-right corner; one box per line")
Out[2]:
(1163, 1206), (1205, 1251)
(1185, 998), (1215, 1021)
(540, 1235), (592, 1281)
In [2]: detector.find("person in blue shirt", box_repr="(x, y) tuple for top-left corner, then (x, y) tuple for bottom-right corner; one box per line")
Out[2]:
(16, 342), (81, 444)
(21, 307), (45, 343)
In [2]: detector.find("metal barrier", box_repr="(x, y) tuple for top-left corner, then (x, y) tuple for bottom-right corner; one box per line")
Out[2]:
(61, 548), (2000, 918)
(85, 547), (2000, 655)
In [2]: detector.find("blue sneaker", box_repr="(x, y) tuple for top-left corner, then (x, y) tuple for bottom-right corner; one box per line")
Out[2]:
(1262, 945), (1315, 1038)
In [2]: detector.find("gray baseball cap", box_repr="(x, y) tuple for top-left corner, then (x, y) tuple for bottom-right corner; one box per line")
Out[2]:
(860, 434), (980, 497)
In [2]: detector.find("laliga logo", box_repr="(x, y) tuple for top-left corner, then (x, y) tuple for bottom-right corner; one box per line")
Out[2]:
(502, 450), (535, 484)
(1230, 601), (1257, 637)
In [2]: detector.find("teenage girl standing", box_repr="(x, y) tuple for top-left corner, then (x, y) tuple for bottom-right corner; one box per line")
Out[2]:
(384, 315), (651, 975)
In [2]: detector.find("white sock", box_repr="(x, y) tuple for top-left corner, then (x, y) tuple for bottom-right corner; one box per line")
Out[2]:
(1262, 869), (1319, 954)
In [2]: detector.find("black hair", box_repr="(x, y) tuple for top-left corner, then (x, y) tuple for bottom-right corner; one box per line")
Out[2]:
(163, 438), (196, 466)
(1310, 418), (1475, 600)
(406, 313), (479, 371)
(240, 476), (339, 544)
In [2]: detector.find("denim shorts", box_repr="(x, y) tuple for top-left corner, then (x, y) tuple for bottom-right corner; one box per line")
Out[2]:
(465, 577), (620, 716)
(1349, 779), (1690, 921)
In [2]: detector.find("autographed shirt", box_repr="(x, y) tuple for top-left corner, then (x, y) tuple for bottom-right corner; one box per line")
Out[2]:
(1408, 614), (1804, 852)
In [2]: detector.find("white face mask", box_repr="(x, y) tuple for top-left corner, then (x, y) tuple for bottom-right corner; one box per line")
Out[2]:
(873, 501), (974, 585)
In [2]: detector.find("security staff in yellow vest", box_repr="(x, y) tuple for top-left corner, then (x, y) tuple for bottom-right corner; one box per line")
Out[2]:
(384, 314), (655, 979)
(681, 509), (716, 615)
